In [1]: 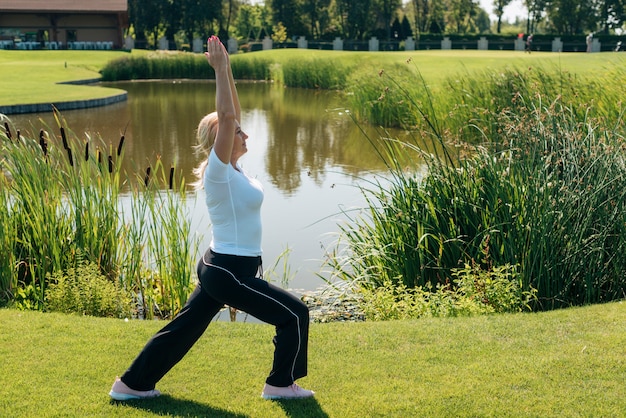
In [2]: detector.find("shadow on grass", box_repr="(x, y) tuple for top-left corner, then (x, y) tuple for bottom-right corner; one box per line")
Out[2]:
(110, 395), (249, 417)
(271, 397), (330, 418)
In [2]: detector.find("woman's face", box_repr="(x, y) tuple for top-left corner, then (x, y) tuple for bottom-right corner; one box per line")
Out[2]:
(231, 122), (249, 160)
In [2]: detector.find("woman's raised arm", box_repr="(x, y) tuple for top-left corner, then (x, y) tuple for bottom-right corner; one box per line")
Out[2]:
(205, 36), (236, 164)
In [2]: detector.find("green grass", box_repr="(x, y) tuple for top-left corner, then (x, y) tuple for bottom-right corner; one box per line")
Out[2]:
(0, 50), (137, 105)
(1, 303), (625, 417)
(2, 49), (625, 107)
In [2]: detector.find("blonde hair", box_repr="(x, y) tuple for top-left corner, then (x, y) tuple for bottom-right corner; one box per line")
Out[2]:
(192, 112), (219, 189)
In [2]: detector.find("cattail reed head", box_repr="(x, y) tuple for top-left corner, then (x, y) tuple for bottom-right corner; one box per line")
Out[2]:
(39, 130), (48, 156)
(84, 142), (89, 161)
(4, 122), (11, 140)
(60, 127), (68, 150)
(108, 155), (113, 173)
(144, 166), (151, 187)
(117, 135), (125, 156)
(169, 166), (175, 190)
(67, 147), (74, 167)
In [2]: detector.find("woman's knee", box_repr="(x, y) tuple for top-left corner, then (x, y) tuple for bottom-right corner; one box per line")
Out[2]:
(293, 298), (309, 323)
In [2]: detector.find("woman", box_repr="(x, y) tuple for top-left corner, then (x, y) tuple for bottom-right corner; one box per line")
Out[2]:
(109, 36), (314, 401)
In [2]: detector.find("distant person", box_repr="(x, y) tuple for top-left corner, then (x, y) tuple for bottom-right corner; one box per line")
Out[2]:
(109, 35), (314, 402)
(525, 34), (533, 53)
(586, 33), (593, 53)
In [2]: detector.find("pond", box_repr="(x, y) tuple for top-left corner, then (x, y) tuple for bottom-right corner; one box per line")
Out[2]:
(8, 80), (416, 291)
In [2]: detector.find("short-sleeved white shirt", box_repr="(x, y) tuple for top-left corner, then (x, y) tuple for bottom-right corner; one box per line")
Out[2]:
(203, 151), (264, 256)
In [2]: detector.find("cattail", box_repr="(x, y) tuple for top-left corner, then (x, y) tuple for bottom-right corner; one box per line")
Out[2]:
(144, 166), (151, 187)
(117, 135), (125, 156)
(84, 142), (89, 161)
(108, 155), (113, 173)
(67, 147), (73, 167)
(39, 130), (48, 156)
(16, 130), (21, 140)
(4, 122), (11, 140)
(169, 166), (175, 190)
(97, 149), (102, 164)
(60, 127), (68, 150)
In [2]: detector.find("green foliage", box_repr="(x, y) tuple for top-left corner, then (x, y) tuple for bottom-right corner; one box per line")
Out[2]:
(0, 112), (198, 318)
(100, 51), (211, 81)
(10, 284), (41, 311)
(100, 50), (352, 89)
(271, 22), (288, 43)
(346, 62), (422, 128)
(281, 58), (350, 89)
(327, 67), (626, 311)
(451, 263), (537, 313)
(44, 260), (132, 318)
(358, 263), (536, 320)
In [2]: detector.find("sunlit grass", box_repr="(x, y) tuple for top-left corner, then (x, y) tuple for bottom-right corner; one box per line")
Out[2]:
(2, 302), (626, 417)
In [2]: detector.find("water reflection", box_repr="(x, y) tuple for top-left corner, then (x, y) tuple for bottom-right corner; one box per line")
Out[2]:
(7, 81), (421, 290)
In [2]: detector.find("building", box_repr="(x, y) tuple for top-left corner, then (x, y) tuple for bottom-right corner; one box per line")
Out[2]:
(0, 0), (128, 49)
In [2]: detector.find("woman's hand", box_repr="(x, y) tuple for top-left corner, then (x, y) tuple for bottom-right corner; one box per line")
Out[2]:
(205, 36), (228, 70)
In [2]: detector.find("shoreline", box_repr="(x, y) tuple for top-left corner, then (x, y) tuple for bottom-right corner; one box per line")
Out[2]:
(218, 285), (366, 324)
(0, 78), (127, 115)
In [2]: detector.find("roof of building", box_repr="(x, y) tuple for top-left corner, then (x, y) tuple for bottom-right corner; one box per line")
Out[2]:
(0, 0), (127, 13)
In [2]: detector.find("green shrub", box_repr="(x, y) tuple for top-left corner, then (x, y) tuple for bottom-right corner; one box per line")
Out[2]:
(44, 260), (133, 318)
(358, 263), (535, 320)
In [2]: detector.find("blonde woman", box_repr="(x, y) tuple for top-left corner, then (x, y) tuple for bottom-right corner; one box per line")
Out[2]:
(109, 36), (314, 401)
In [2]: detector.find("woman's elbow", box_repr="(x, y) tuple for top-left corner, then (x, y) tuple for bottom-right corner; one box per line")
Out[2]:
(217, 110), (237, 124)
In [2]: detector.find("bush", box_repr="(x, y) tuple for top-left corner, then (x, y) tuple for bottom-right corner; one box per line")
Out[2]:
(45, 261), (133, 318)
(358, 263), (536, 320)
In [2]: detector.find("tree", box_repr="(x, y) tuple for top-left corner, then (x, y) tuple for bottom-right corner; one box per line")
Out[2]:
(235, 4), (265, 40)
(492, 0), (513, 33)
(270, 0), (306, 38)
(546, 0), (594, 34)
(524, 0), (547, 34)
(475, 7), (492, 32)
(400, 15), (414, 38)
(336, 0), (375, 39)
(411, 0), (432, 36)
(374, 0), (402, 40)
(429, 0), (447, 33)
(129, 0), (170, 47)
(301, 0), (332, 39)
(448, 0), (479, 33)
(595, 0), (626, 34)
(391, 17), (402, 39)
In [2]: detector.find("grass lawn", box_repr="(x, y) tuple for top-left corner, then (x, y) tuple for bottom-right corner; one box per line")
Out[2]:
(1, 49), (625, 108)
(1, 302), (625, 417)
(0, 50), (132, 106)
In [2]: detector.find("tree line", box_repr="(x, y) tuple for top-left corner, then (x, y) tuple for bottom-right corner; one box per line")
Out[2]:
(128, 0), (625, 47)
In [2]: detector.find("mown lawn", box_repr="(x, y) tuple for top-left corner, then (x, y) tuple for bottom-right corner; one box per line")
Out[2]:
(1, 48), (624, 107)
(1, 302), (625, 417)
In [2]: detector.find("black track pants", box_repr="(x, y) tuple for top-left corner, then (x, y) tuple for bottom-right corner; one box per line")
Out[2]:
(120, 249), (309, 391)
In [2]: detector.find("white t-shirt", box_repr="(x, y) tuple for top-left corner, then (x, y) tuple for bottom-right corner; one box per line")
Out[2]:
(203, 151), (264, 256)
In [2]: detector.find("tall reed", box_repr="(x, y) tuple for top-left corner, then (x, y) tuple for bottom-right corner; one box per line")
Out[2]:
(101, 51), (274, 82)
(328, 70), (626, 310)
(281, 58), (350, 89)
(0, 111), (200, 317)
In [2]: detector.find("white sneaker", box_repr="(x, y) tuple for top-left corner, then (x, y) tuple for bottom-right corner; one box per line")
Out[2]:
(261, 383), (315, 400)
(109, 377), (161, 401)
